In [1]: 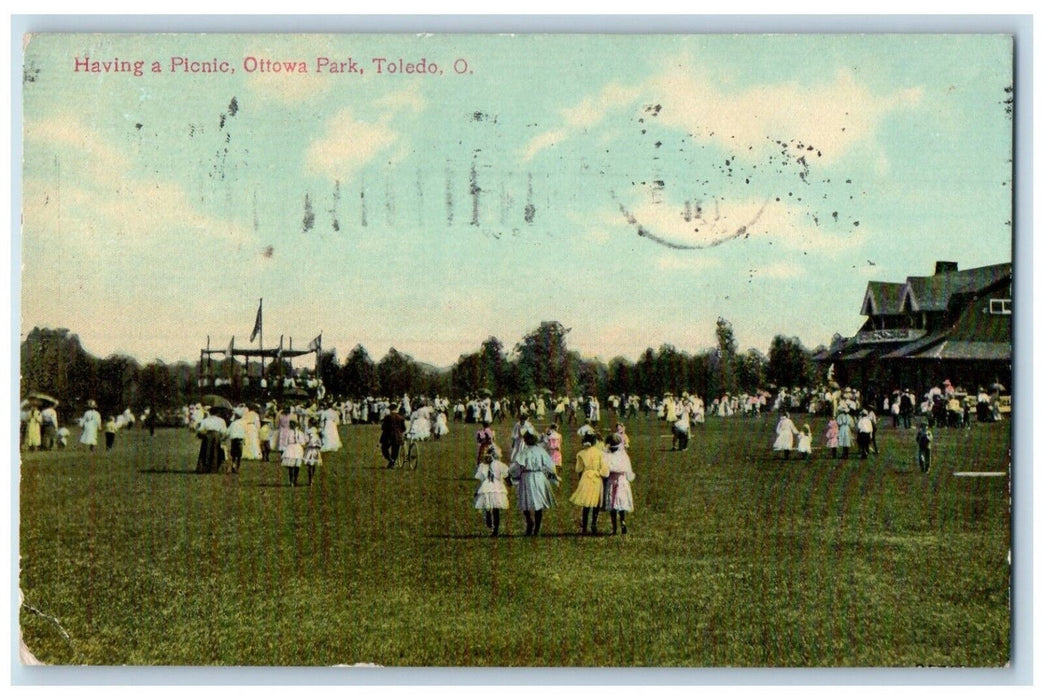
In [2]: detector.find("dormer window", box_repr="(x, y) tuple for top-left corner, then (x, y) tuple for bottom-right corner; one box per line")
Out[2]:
(989, 298), (1012, 315)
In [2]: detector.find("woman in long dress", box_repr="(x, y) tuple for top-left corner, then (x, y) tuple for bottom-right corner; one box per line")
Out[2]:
(509, 431), (559, 536)
(406, 405), (432, 440)
(772, 411), (800, 459)
(25, 407), (43, 450)
(79, 401), (102, 450)
(320, 404), (342, 452)
(835, 408), (854, 459)
(242, 405), (263, 460)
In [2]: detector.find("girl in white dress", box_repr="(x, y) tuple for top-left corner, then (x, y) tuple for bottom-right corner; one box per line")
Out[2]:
(303, 427), (323, 485)
(433, 411), (450, 439)
(473, 447), (510, 536)
(604, 434), (635, 535)
(797, 423), (813, 460)
(281, 420), (306, 486)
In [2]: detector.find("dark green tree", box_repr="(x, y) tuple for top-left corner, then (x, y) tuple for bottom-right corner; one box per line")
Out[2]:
(715, 317), (739, 394)
(735, 348), (768, 393)
(450, 351), (483, 396)
(514, 321), (572, 395)
(316, 349), (343, 395)
(343, 344), (380, 397)
(767, 335), (813, 389)
(377, 347), (419, 399)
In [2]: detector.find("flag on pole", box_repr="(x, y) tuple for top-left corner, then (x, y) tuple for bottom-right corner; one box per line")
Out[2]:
(249, 299), (262, 342)
(307, 333), (322, 351)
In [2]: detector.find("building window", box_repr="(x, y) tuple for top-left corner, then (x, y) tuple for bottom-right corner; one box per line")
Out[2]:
(989, 298), (1012, 315)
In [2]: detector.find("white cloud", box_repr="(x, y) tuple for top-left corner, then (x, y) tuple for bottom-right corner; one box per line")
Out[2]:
(21, 114), (263, 359)
(561, 82), (640, 128)
(521, 61), (921, 165)
(374, 87), (427, 114)
(24, 115), (129, 179)
(747, 261), (804, 280)
(650, 64), (923, 164)
(583, 229), (611, 244)
(523, 82), (640, 161)
(655, 255), (721, 272)
(521, 128), (569, 162)
(305, 108), (399, 180)
(245, 70), (330, 104)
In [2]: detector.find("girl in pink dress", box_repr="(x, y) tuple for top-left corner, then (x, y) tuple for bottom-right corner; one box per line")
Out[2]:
(824, 418), (840, 459)
(276, 406), (294, 452)
(542, 423), (563, 475)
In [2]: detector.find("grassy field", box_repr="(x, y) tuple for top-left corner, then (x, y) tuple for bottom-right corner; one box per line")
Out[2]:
(18, 412), (1011, 667)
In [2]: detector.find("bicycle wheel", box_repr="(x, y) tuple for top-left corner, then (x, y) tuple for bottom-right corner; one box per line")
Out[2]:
(404, 441), (419, 470)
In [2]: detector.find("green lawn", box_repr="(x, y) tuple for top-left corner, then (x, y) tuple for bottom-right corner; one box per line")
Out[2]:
(18, 413), (1011, 666)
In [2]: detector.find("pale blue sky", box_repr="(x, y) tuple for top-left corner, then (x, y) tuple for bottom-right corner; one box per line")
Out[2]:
(20, 33), (1013, 367)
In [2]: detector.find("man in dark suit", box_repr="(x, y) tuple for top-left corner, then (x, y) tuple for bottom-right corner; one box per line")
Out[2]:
(380, 405), (407, 468)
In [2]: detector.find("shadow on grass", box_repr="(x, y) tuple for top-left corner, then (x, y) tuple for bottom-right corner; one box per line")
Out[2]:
(137, 468), (199, 474)
(424, 532), (601, 540)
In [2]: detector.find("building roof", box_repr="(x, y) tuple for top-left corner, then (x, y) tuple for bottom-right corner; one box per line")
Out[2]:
(900, 263), (1011, 313)
(879, 329), (949, 359)
(861, 282), (906, 316)
(828, 261), (1013, 365)
(912, 341), (1011, 361)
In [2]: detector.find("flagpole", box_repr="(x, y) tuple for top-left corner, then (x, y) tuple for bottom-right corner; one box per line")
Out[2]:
(257, 298), (263, 385)
(315, 331), (322, 375)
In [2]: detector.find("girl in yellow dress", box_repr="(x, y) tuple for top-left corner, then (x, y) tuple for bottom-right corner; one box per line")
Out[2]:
(570, 432), (609, 535)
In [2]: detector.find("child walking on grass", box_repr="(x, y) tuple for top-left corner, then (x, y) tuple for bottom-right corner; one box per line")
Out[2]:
(916, 422), (933, 474)
(570, 432), (609, 535)
(797, 423), (813, 460)
(281, 419), (306, 486)
(603, 434), (635, 535)
(259, 419), (272, 462)
(824, 418), (839, 459)
(302, 427), (323, 486)
(474, 446), (510, 537)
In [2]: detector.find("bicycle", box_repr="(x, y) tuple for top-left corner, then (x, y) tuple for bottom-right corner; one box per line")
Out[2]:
(375, 437), (419, 470)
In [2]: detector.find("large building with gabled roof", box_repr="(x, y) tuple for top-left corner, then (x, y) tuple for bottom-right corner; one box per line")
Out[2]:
(815, 261), (1012, 399)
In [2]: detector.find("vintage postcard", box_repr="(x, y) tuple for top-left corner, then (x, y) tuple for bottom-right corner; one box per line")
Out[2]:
(17, 31), (1014, 669)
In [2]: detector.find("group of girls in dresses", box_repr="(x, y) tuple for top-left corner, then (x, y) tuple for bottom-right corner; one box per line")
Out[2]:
(276, 415), (323, 487)
(473, 422), (636, 537)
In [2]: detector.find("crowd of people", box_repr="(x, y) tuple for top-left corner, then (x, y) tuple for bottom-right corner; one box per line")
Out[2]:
(21, 373), (1009, 495)
(469, 413), (636, 537)
(769, 379), (1006, 469)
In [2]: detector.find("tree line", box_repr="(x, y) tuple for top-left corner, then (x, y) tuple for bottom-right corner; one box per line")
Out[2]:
(21, 321), (826, 417)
